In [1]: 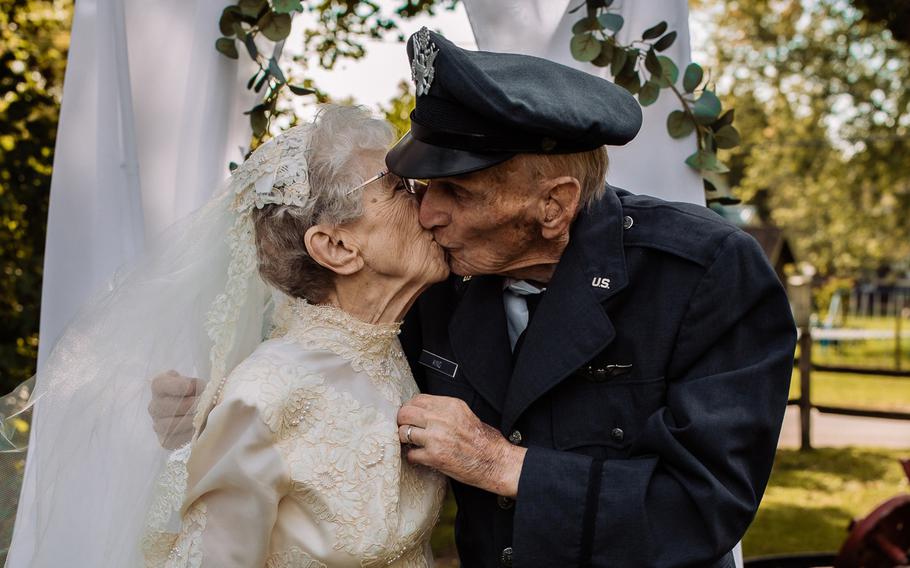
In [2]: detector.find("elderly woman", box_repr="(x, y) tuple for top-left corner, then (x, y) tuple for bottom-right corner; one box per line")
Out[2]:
(137, 105), (449, 567)
(4, 104), (446, 568)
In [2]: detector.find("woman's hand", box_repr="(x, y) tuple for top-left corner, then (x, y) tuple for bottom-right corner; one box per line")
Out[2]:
(148, 370), (202, 449)
(397, 394), (527, 497)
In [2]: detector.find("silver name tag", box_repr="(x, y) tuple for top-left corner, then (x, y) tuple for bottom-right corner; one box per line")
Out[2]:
(418, 350), (459, 378)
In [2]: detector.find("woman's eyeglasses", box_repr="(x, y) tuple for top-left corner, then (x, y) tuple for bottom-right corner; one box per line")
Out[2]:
(346, 170), (428, 196)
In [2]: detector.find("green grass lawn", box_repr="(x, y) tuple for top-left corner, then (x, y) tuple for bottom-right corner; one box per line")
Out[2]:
(744, 447), (910, 558)
(790, 369), (910, 411)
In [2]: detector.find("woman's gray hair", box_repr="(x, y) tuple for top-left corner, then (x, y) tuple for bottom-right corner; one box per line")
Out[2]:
(251, 104), (395, 303)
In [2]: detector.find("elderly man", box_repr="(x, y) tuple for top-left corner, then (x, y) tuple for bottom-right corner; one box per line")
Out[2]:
(152, 29), (795, 568)
(386, 29), (794, 568)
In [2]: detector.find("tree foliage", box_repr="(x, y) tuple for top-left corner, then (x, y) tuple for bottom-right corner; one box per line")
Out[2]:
(0, 0), (71, 393)
(379, 80), (416, 138)
(699, 0), (910, 276)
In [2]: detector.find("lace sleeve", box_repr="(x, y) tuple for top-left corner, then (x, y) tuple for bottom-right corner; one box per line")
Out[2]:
(158, 384), (292, 567)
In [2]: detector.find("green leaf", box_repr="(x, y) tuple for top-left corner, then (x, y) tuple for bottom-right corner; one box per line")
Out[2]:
(250, 110), (268, 137)
(246, 71), (260, 90)
(243, 34), (258, 60)
(693, 90), (722, 124)
(683, 62), (703, 93)
(667, 110), (695, 138)
(267, 57), (286, 84)
(259, 11), (292, 41)
(642, 21), (667, 40)
(232, 21), (247, 40)
(621, 49), (638, 76)
(591, 40), (613, 67)
(714, 125), (741, 149)
(615, 72), (641, 95)
(567, 1), (585, 14)
(638, 81), (660, 106)
(254, 72), (269, 93)
(288, 84), (315, 96)
(571, 17), (601, 35)
(239, 0), (267, 18)
(654, 31), (677, 52)
(706, 195), (741, 206)
(654, 55), (678, 87)
(645, 48), (662, 77)
(215, 37), (239, 59)
(685, 149), (729, 173)
(570, 33), (601, 62)
(243, 103), (269, 115)
(598, 13), (624, 32)
(715, 108), (735, 128)
(271, 0), (303, 14)
(219, 6), (241, 36)
(610, 47), (627, 76)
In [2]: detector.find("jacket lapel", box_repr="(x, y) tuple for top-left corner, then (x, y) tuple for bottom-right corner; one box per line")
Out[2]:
(501, 187), (630, 433)
(448, 275), (512, 412)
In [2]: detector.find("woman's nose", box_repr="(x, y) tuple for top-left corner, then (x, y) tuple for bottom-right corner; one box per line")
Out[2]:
(417, 185), (451, 230)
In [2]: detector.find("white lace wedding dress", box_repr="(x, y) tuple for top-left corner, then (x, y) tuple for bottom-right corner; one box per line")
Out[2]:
(141, 299), (446, 567)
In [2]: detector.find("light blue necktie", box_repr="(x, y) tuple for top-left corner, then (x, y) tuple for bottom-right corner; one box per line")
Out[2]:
(503, 279), (545, 351)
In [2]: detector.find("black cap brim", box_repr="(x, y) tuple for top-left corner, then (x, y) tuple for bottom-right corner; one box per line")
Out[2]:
(385, 132), (515, 179)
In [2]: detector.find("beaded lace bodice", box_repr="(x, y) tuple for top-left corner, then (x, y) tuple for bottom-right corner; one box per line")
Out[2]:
(142, 300), (445, 568)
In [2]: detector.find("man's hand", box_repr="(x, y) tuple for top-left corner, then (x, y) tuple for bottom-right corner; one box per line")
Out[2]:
(148, 371), (203, 450)
(397, 394), (527, 497)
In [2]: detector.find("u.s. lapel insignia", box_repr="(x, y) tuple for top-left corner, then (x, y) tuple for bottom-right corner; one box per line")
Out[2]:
(411, 27), (438, 96)
(592, 277), (611, 289)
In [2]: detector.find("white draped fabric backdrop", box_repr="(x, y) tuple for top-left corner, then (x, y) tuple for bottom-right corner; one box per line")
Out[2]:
(26, 1), (737, 566)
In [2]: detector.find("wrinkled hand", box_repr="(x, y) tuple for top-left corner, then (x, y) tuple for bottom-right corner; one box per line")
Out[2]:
(397, 394), (526, 497)
(148, 370), (203, 450)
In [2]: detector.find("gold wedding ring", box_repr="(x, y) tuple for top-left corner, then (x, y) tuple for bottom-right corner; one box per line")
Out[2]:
(406, 425), (413, 445)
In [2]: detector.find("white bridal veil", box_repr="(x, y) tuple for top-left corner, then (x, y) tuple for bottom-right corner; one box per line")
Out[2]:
(1, 125), (314, 567)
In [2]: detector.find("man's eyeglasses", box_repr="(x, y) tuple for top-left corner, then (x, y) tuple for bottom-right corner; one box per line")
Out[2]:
(346, 170), (428, 196)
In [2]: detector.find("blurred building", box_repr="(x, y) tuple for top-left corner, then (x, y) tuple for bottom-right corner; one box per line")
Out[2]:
(712, 204), (796, 283)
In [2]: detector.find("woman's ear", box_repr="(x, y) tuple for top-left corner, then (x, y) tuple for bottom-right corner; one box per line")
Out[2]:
(304, 225), (364, 275)
(540, 176), (581, 240)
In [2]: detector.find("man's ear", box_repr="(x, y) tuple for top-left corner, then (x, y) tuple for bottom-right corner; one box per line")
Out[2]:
(540, 176), (581, 240)
(304, 225), (364, 275)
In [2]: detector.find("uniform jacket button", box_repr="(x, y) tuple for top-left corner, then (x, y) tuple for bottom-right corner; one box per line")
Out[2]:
(508, 430), (523, 445)
(501, 546), (513, 567)
(623, 215), (634, 229)
(497, 495), (514, 509)
(611, 427), (624, 442)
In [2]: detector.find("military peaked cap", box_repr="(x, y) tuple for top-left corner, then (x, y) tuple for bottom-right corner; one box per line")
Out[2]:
(385, 28), (643, 179)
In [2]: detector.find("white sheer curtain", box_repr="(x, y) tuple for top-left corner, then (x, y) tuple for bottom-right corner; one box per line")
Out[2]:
(462, 2), (741, 566)
(37, 0), (256, 368)
(462, 0), (704, 206)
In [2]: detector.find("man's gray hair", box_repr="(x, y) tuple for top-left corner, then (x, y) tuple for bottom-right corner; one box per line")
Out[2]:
(252, 105), (395, 303)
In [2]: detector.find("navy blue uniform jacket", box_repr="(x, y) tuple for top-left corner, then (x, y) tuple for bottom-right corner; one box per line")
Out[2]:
(400, 187), (797, 567)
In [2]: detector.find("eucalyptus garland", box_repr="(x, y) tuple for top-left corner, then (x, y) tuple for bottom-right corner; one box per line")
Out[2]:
(215, 0), (312, 160)
(569, 0), (740, 204)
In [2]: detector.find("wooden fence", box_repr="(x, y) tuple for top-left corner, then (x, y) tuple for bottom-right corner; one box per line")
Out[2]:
(791, 327), (910, 451)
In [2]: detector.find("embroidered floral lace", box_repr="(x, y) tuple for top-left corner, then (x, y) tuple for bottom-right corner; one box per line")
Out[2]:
(142, 300), (445, 567)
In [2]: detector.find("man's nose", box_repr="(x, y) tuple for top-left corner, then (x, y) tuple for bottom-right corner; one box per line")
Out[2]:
(418, 184), (451, 230)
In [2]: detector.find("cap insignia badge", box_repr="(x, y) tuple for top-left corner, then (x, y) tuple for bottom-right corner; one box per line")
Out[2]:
(411, 27), (438, 96)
